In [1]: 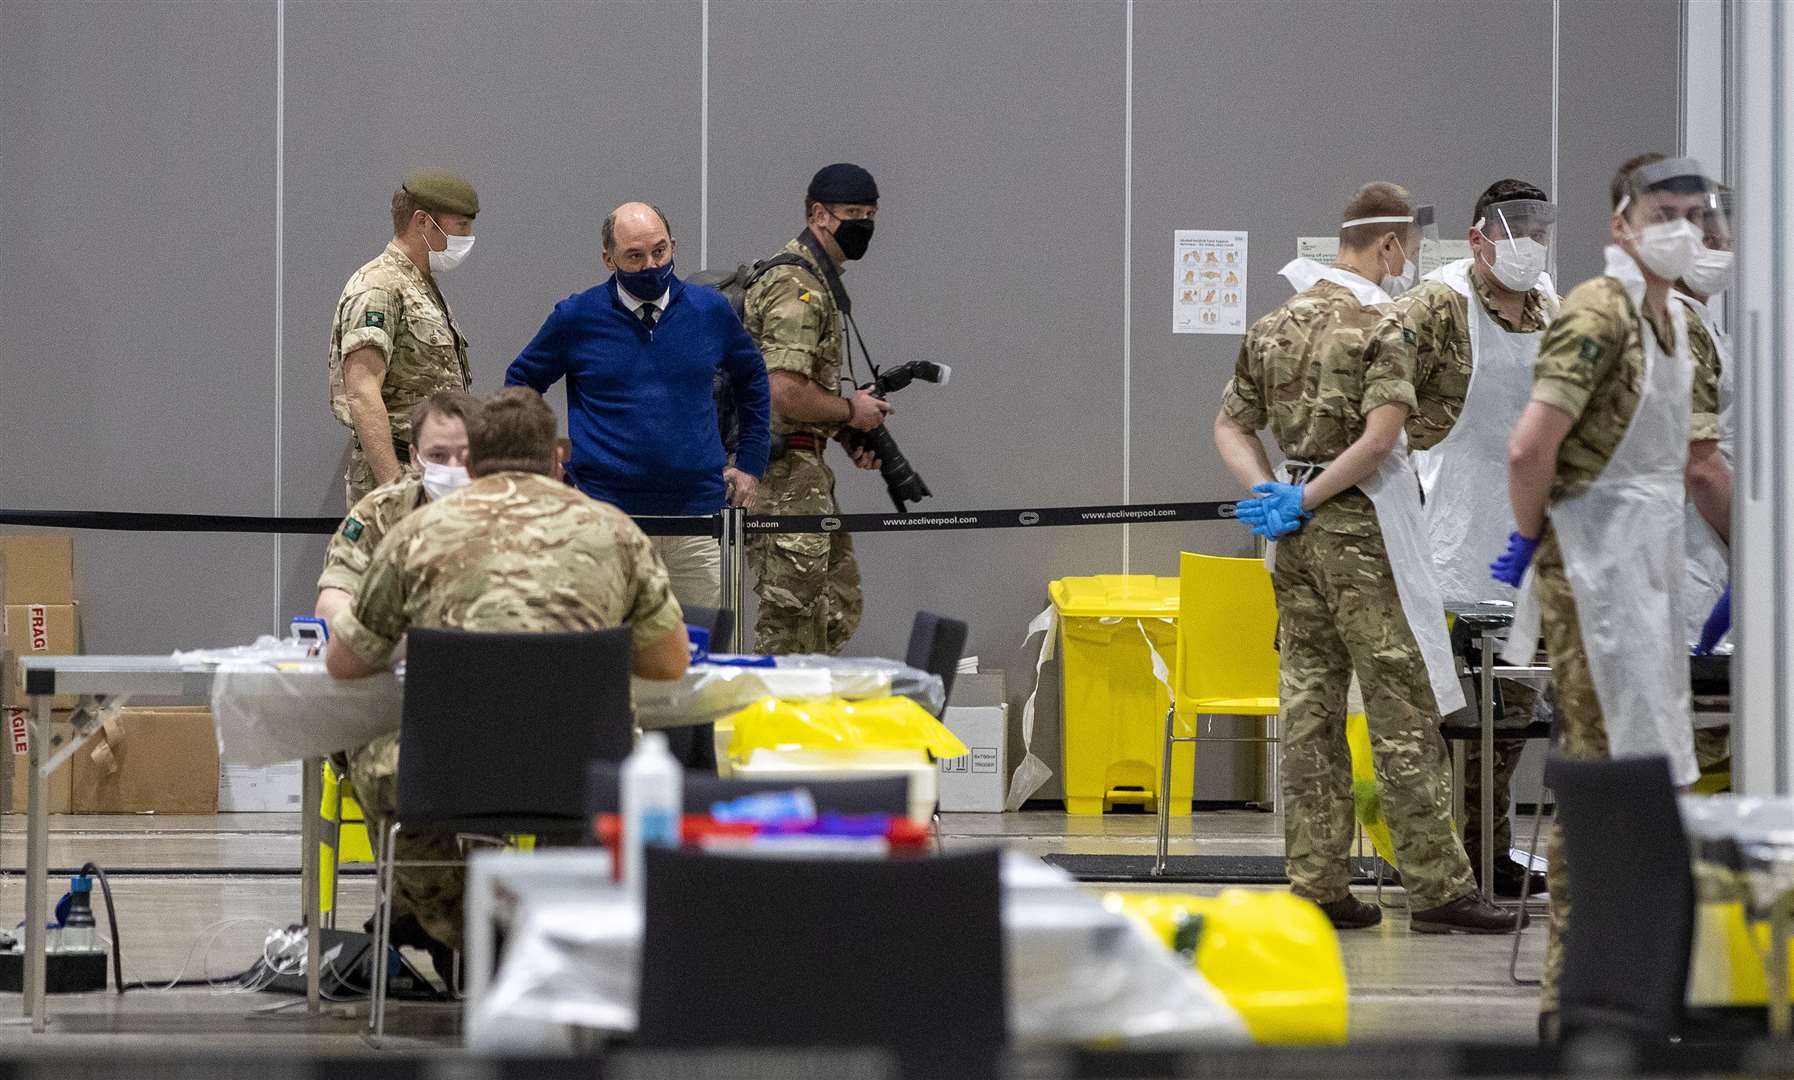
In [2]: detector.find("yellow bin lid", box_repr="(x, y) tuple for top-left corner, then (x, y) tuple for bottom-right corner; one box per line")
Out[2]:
(1048, 574), (1181, 619)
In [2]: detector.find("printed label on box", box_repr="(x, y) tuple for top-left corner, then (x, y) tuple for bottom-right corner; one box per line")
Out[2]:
(8, 709), (26, 756)
(940, 755), (968, 774)
(972, 748), (999, 774)
(28, 605), (47, 652)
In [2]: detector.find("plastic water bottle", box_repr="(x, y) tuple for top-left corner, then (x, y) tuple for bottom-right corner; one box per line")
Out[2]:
(621, 731), (682, 896)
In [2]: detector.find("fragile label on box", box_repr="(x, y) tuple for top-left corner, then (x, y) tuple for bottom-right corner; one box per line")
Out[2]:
(7, 709), (25, 755)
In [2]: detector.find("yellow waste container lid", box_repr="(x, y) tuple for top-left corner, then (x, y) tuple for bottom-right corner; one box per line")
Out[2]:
(1048, 575), (1181, 619)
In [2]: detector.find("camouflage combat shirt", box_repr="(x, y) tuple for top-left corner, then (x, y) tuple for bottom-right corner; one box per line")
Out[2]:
(316, 473), (429, 596)
(1531, 275), (1721, 502)
(1369, 266), (1555, 451)
(334, 472), (684, 668)
(743, 237), (847, 441)
(327, 241), (472, 448)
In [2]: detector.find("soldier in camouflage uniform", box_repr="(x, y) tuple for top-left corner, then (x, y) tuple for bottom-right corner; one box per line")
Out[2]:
(1496, 155), (1729, 1028)
(744, 164), (891, 655)
(329, 170), (478, 509)
(1216, 183), (1510, 934)
(1368, 179), (1559, 898)
(314, 391), (479, 629)
(325, 388), (689, 951)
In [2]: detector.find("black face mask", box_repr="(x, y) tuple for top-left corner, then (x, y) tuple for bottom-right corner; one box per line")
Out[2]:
(832, 217), (875, 260)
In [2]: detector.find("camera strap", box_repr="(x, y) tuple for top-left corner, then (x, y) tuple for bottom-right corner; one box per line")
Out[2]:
(794, 229), (879, 386)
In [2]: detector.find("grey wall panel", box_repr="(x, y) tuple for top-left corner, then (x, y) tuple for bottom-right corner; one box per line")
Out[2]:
(1554, 0), (1682, 286)
(709, 0), (1128, 670)
(276, 0), (704, 619)
(0, 1), (277, 652)
(1129, 0), (1555, 579)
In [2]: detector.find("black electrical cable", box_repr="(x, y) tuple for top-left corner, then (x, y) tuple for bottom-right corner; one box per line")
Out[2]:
(79, 861), (246, 992)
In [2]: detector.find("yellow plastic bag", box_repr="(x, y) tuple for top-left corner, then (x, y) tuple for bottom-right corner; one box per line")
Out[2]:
(1105, 890), (1348, 1044)
(725, 695), (969, 763)
(1347, 712), (1398, 866)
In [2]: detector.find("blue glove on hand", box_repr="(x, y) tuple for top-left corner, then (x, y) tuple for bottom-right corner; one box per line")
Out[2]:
(1235, 483), (1309, 540)
(1696, 587), (1732, 655)
(1490, 531), (1540, 587)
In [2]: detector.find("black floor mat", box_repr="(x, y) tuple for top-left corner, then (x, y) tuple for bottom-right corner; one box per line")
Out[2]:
(1040, 853), (1391, 885)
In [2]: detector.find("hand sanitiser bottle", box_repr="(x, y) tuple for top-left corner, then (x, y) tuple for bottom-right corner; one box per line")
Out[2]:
(621, 731), (682, 896)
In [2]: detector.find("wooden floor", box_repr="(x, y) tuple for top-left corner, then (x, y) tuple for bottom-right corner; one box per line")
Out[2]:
(0, 808), (1546, 1051)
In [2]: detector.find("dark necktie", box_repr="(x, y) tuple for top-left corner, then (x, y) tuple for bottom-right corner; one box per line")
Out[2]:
(639, 303), (658, 331)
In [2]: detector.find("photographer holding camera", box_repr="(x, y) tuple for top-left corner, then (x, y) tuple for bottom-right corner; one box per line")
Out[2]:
(744, 163), (890, 655)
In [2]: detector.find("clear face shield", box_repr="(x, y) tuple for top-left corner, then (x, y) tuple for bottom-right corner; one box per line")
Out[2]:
(1617, 155), (1726, 284)
(1475, 198), (1556, 292)
(1681, 189), (1734, 298)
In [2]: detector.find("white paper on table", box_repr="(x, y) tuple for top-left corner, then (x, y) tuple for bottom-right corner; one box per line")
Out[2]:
(1173, 230), (1248, 335)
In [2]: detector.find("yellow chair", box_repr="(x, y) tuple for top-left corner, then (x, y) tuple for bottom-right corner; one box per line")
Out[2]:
(1157, 552), (1393, 874)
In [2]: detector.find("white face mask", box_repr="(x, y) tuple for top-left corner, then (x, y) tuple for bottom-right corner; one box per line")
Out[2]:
(1631, 219), (1705, 282)
(1680, 246), (1733, 297)
(1488, 235), (1549, 292)
(421, 461), (470, 500)
(425, 216), (475, 273)
(1380, 243), (1418, 297)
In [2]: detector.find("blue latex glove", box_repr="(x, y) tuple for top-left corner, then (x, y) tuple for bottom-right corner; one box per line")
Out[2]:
(1236, 482), (1309, 539)
(1696, 587), (1731, 655)
(1489, 531), (1540, 587)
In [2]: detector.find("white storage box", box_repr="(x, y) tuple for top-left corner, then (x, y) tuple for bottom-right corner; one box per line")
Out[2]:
(729, 748), (937, 824)
(939, 672), (1008, 812)
(219, 760), (303, 812)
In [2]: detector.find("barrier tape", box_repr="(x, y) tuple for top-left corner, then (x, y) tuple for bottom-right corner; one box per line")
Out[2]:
(0, 499), (1237, 538)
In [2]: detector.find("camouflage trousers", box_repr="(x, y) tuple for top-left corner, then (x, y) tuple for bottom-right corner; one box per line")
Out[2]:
(348, 731), (466, 952)
(749, 451), (862, 655)
(1534, 528), (1609, 1016)
(1271, 500), (1476, 910)
(344, 443), (379, 511)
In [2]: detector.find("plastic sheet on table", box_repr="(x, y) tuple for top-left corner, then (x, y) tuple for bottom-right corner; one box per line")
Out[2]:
(725, 695), (968, 763)
(211, 661), (403, 765)
(172, 636), (314, 666)
(633, 655), (943, 730)
(468, 851), (1246, 1052)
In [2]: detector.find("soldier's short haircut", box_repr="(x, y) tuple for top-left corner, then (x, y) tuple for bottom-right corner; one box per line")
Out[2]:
(391, 188), (422, 235)
(1339, 183), (1415, 251)
(601, 204), (673, 254)
(1611, 152), (1668, 212)
(467, 388), (558, 478)
(406, 390), (481, 444)
(1473, 179), (1550, 228)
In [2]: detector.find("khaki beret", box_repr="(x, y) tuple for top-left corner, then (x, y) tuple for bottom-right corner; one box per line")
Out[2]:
(402, 169), (479, 217)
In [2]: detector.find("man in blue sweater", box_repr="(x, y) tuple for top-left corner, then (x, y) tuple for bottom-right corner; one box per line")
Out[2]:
(505, 202), (770, 611)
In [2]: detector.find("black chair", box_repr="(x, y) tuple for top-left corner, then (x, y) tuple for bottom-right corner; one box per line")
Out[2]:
(905, 611), (968, 715)
(1547, 752), (1694, 1044)
(369, 626), (635, 1042)
(638, 847), (1007, 1078)
(681, 604), (736, 653)
(585, 761), (911, 818)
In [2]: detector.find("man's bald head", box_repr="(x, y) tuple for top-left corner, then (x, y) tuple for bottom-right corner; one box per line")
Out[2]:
(601, 202), (672, 256)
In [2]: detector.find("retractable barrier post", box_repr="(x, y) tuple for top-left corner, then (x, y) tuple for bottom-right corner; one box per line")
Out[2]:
(720, 507), (747, 651)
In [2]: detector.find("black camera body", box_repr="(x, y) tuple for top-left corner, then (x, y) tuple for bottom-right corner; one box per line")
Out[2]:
(841, 361), (951, 512)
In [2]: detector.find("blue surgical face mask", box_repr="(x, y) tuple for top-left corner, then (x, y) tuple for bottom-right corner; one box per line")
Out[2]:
(615, 259), (675, 302)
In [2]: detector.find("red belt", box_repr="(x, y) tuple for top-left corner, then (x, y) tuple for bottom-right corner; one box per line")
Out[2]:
(783, 433), (825, 454)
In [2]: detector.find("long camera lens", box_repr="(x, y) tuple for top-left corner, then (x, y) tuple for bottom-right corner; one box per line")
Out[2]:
(857, 425), (930, 511)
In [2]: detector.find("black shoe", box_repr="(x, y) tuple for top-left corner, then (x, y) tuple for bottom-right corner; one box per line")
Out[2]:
(1411, 894), (1519, 934)
(1314, 895), (1382, 929)
(1491, 865), (1548, 899)
(364, 911), (459, 994)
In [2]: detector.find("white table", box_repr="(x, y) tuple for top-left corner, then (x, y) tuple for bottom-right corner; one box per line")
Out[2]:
(10, 651), (943, 1033)
(462, 848), (1246, 1052)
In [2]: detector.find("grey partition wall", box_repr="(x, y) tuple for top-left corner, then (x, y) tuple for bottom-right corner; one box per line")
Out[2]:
(0, 0), (1686, 678)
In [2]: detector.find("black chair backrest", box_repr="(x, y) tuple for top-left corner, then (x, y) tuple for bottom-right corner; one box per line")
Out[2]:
(639, 847), (1006, 1075)
(398, 626), (633, 823)
(585, 761), (910, 818)
(681, 604), (736, 652)
(905, 611), (968, 712)
(1545, 752), (1693, 1042)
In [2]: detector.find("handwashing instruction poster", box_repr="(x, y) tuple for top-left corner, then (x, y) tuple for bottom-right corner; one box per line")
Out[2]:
(1173, 230), (1248, 334)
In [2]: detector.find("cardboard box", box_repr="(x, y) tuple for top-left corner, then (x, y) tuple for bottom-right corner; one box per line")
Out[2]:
(72, 706), (219, 814)
(219, 761), (304, 813)
(5, 709), (74, 813)
(2, 604), (80, 709)
(938, 672), (1009, 813)
(0, 536), (74, 605)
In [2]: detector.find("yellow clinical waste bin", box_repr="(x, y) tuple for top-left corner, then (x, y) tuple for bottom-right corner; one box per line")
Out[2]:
(1049, 574), (1192, 815)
